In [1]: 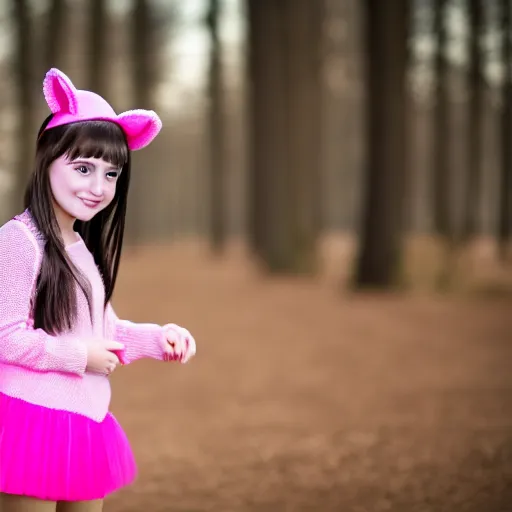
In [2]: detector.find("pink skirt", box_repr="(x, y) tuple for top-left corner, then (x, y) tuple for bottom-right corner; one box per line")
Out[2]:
(0, 392), (137, 502)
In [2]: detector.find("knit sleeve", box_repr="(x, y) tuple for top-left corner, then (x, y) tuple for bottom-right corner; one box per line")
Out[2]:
(0, 220), (88, 375)
(105, 303), (165, 364)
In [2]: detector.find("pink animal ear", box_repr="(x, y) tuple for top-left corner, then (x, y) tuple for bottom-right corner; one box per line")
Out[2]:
(43, 68), (78, 115)
(116, 109), (162, 150)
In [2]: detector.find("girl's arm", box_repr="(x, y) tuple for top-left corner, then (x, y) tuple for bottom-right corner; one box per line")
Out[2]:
(104, 303), (167, 364)
(0, 221), (88, 375)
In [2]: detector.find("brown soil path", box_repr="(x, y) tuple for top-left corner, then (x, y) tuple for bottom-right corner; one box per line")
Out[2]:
(106, 244), (512, 512)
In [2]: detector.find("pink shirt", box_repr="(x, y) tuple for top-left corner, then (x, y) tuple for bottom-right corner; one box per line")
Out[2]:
(0, 210), (166, 422)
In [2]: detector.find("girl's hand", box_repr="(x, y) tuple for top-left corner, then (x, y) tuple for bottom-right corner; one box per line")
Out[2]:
(162, 324), (196, 363)
(86, 339), (125, 375)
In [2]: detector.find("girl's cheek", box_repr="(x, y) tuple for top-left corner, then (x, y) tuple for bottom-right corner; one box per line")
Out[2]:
(105, 186), (117, 205)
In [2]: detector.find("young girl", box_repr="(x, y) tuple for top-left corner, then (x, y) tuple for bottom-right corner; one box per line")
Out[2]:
(0, 68), (196, 512)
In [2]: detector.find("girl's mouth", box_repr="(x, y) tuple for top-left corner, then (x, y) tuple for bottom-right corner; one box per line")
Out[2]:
(80, 198), (101, 208)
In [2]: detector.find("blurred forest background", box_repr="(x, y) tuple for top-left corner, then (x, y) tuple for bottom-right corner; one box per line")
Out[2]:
(1, 1), (512, 511)
(1, 0), (511, 291)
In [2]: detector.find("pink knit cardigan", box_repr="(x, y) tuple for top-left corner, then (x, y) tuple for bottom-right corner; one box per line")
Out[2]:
(0, 210), (166, 422)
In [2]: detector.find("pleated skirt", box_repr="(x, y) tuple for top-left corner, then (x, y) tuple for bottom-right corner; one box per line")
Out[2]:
(0, 392), (137, 502)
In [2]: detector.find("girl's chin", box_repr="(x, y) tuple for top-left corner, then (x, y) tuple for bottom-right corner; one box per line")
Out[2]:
(72, 207), (104, 222)
(74, 214), (96, 222)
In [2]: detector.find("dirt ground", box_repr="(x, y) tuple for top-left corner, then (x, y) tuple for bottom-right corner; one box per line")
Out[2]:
(105, 241), (512, 512)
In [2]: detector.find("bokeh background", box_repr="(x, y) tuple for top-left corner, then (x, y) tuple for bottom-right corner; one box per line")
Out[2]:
(1, 0), (512, 511)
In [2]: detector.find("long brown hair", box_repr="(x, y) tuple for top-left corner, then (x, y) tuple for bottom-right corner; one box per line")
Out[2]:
(24, 116), (131, 335)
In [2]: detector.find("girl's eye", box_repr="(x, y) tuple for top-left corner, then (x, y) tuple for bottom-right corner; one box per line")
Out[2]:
(106, 171), (120, 180)
(76, 165), (90, 175)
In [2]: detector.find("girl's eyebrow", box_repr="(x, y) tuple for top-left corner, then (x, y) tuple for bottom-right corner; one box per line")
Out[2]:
(71, 159), (95, 167)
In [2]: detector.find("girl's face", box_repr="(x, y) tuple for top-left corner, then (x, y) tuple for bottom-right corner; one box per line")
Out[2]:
(49, 155), (122, 223)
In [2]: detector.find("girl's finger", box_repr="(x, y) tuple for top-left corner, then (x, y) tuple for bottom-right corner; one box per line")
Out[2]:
(182, 337), (190, 362)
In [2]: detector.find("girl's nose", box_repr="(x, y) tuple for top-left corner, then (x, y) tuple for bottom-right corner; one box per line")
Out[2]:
(90, 175), (105, 197)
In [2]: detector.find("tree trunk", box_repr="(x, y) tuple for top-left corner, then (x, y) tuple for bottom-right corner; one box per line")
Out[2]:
(206, 0), (226, 253)
(127, 0), (152, 245)
(354, 0), (408, 288)
(132, 0), (151, 108)
(44, 0), (66, 72)
(499, 0), (512, 261)
(432, 0), (458, 290)
(464, 0), (483, 239)
(285, 0), (323, 273)
(433, 0), (450, 238)
(247, 0), (322, 273)
(247, 0), (286, 261)
(87, 0), (107, 96)
(10, 0), (34, 213)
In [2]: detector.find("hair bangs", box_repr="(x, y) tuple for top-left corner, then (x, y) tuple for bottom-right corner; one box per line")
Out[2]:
(62, 120), (129, 168)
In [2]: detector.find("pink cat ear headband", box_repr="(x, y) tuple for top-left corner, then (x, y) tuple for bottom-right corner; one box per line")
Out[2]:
(41, 68), (162, 151)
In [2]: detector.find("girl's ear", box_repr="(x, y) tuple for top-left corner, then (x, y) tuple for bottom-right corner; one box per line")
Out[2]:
(43, 68), (78, 115)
